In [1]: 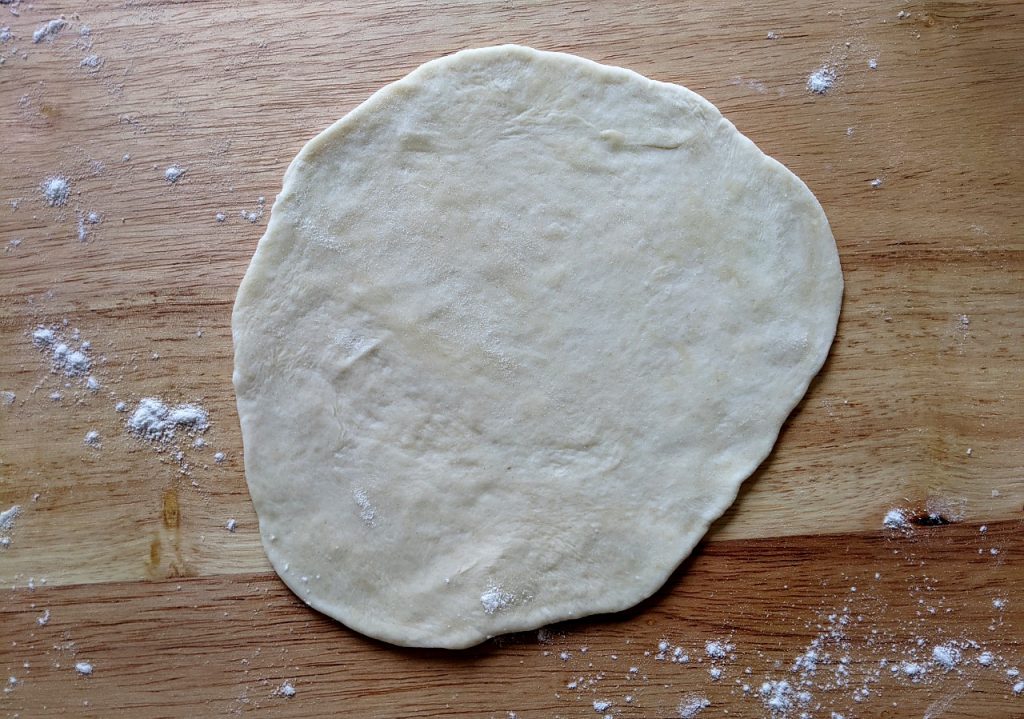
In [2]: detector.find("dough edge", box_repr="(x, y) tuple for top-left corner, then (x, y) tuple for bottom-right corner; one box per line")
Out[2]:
(232, 44), (843, 649)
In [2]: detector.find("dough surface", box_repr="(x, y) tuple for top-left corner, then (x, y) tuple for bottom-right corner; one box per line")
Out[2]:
(232, 45), (842, 649)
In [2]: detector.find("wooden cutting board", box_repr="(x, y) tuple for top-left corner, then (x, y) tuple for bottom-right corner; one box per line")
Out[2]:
(1, 1), (1021, 717)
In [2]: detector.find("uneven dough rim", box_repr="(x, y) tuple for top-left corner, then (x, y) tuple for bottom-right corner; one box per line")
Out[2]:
(232, 45), (843, 649)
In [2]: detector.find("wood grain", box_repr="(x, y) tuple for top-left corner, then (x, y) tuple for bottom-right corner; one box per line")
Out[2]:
(1, 0), (1022, 716)
(1, 523), (1021, 718)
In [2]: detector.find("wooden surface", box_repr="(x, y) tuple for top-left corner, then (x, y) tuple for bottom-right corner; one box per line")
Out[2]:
(1, 1), (1022, 717)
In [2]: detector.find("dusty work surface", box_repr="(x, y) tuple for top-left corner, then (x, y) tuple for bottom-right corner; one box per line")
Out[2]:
(0, 1), (1022, 717)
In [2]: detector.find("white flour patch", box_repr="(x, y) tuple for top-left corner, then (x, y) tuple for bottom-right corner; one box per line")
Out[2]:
(32, 18), (65, 44)
(79, 54), (102, 71)
(481, 584), (515, 614)
(352, 487), (376, 526)
(807, 66), (837, 94)
(74, 661), (93, 676)
(1, 391), (14, 405)
(225, 518), (237, 532)
(127, 397), (209, 441)
(678, 695), (710, 718)
(705, 640), (734, 659)
(759, 679), (794, 713)
(213, 451), (226, 464)
(932, 644), (961, 671)
(52, 342), (91, 375)
(276, 681), (296, 697)
(164, 165), (186, 183)
(31, 324), (95, 379)
(0, 505), (21, 543)
(41, 176), (70, 206)
(83, 430), (101, 448)
(0, 27), (12, 43)
(883, 508), (910, 530)
(32, 327), (55, 347)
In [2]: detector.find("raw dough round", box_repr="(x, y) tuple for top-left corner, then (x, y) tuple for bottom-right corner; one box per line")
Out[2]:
(232, 45), (842, 649)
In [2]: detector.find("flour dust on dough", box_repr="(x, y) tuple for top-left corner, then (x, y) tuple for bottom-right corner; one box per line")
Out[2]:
(232, 45), (843, 649)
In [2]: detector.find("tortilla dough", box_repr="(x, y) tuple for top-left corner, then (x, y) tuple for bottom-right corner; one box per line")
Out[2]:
(232, 45), (842, 649)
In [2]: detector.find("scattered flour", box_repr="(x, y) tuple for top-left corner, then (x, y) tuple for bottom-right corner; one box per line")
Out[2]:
(52, 342), (91, 376)
(900, 661), (925, 681)
(30, 324), (92, 377)
(241, 196), (266, 223)
(868, 58), (878, 70)
(759, 680), (794, 713)
(540, 520), (1017, 717)
(705, 640), (733, 659)
(277, 681), (296, 697)
(0, 27), (12, 43)
(0, 505), (20, 534)
(83, 430), (101, 448)
(932, 644), (961, 670)
(79, 54), (102, 70)
(352, 488), (376, 526)
(74, 661), (93, 676)
(41, 176), (70, 206)
(37, 609), (50, 626)
(32, 18), (65, 44)
(592, 699), (612, 712)
(215, 212), (226, 222)
(481, 584), (515, 615)
(870, 178), (884, 189)
(678, 695), (710, 718)
(807, 66), (837, 94)
(225, 518), (237, 532)
(164, 165), (186, 183)
(213, 451), (226, 464)
(23, 327), (46, 345)
(883, 508), (910, 530)
(128, 397), (209, 441)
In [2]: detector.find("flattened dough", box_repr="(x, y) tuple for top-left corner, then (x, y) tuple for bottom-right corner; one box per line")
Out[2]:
(232, 45), (842, 648)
